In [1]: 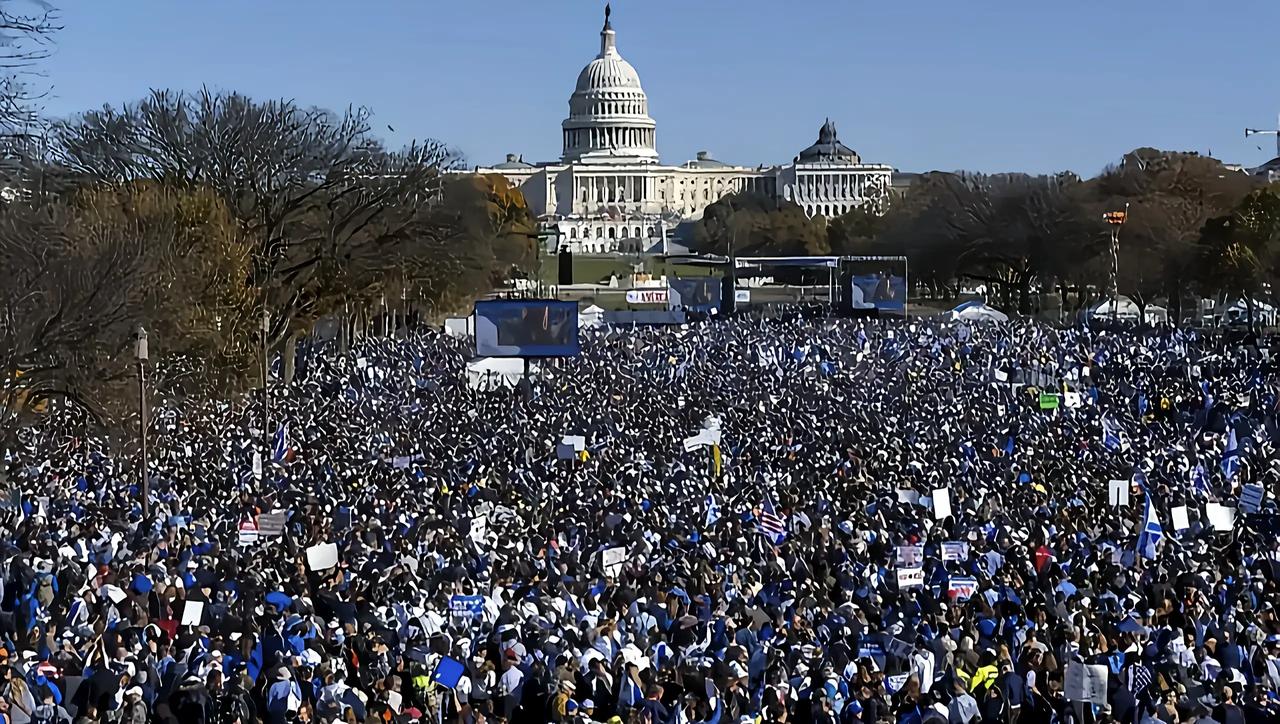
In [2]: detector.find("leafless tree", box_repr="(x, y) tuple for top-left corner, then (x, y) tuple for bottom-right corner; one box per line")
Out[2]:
(0, 0), (58, 138)
(51, 89), (463, 353)
(0, 198), (143, 437)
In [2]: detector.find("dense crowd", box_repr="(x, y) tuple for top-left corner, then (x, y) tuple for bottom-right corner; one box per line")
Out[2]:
(0, 312), (1277, 724)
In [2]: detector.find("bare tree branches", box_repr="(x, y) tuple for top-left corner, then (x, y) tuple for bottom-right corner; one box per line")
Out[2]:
(0, 0), (56, 144)
(51, 89), (470, 345)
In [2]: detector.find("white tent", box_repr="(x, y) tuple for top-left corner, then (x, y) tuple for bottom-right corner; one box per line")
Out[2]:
(1218, 297), (1278, 327)
(464, 357), (529, 390)
(1087, 296), (1141, 322)
(1143, 304), (1169, 325)
(579, 304), (606, 328)
(443, 316), (473, 337)
(948, 300), (1009, 324)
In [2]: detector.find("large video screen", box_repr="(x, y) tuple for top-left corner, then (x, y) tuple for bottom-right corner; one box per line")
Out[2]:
(668, 276), (721, 313)
(850, 272), (906, 312)
(474, 300), (579, 357)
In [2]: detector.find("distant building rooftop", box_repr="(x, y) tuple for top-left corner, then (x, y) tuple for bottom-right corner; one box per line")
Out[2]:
(491, 153), (535, 171)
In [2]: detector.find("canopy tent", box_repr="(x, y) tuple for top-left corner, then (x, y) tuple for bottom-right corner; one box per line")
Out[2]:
(1086, 296), (1142, 322)
(464, 357), (529, 390)
(948, 300), (1009, 324)
(579, 304), (606, 329)
(1217, 297), (1278, 327)
(1143, 304), (1169, 325)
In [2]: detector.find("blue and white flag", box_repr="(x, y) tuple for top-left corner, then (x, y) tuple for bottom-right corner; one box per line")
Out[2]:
(1221, 429), (1242, 480)
(1132, 469), (1149, 494)
(1192, 464), (1210, 498)
(705, 494), (720, 528)
(1137, 496), (1163, 559)
(271, 424), (294, 465)
(757, 498), (786, 545)
(1102, 416), (1128, 452)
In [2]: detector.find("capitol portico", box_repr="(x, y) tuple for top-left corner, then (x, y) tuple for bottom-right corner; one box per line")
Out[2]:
(470, 6), (894, 254)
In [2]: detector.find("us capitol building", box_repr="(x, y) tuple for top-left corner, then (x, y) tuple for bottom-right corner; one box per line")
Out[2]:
(468, 6), (894, 254)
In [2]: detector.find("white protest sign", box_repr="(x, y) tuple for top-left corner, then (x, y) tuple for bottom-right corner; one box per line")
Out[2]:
(1065, 662), (1108, 705)
(306, 542), (340, 571)
(1064, 392), (1082, 408)
(896, 567), (924, 589)
(1205, 503), (1235, 532)
(941, 541), (970, 561)
(895, 545), (924, 567)
(258, 511), (287, 537)
(602, 546), (627, 578)
(1108, 480), (1129, 508)
(562, 435), (586, 451)
(238, 520), (259, 547)
(947, 577), (978, 601)
(1171, 505), (1190, 531)
(932, 488), (952, 520)
(896, 489), (921, 506)
(993, 370), (1008, 382)
(470, 515), (488, 544)
(102, 584), (128, 605)
(181, 600), (204, 627)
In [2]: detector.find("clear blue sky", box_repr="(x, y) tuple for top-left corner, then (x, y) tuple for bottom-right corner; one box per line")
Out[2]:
(42, 0), (1280, 175)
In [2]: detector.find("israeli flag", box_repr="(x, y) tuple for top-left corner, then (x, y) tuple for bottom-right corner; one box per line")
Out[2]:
(1137, 495), (1164, 559)
(705, 494), (720, 529)
(1102, 416), (1128, 452)
(1221, 429), (1242, 480)
(1192, 464), (1209, 498)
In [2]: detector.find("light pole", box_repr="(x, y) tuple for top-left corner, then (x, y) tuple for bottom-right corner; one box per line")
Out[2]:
(134, 325), (149, 517)
(1103, 205), (1129, 322)
(1245, 113), (1280, 161)
(260, 309), (271, 450)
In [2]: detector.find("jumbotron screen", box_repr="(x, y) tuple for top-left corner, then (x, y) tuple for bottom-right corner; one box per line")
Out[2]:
(474, 300), (580, 357)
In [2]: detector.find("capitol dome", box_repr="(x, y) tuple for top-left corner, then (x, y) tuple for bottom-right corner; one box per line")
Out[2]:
(561, 5), (658, 164)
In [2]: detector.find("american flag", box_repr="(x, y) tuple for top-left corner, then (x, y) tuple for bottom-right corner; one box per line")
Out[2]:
(758, 498), (786, 545)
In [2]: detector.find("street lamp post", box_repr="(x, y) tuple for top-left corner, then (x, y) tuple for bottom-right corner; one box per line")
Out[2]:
(260, 309), (271, 450)
(134, 325), (149, 517)
(1103, 206), (1129, 322)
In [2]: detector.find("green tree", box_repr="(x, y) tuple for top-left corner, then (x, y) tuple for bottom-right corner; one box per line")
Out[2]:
(1195, 185), (1280, 328)
(694, 192), (828, 257)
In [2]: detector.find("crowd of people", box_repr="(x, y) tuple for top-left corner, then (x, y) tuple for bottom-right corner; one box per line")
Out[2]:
(0, 311), (1277, 724)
